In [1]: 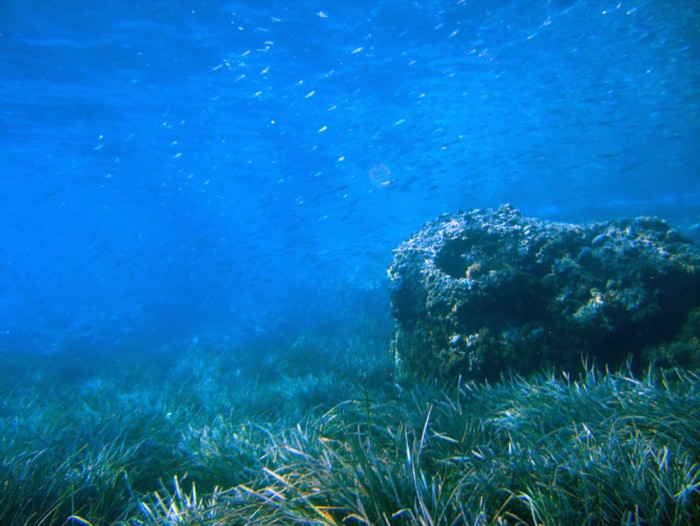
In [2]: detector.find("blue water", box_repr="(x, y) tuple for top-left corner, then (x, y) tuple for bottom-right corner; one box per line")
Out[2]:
(1, 0), (698, 355)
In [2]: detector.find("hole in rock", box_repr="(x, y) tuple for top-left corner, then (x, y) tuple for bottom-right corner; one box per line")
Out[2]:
(435, 238), (476, 279)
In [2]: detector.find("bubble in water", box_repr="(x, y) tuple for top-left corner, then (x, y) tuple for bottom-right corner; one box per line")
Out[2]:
(369, 163), (394, 188)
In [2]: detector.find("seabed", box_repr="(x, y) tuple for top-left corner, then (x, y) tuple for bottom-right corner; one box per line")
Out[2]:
(1, 315), (699, 525)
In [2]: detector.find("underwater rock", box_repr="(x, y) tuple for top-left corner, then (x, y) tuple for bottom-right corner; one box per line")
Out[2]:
(645, 307), (700, 370)
(388, 205), (700, 381)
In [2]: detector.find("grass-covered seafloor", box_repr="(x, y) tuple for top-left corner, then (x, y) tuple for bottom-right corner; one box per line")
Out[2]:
(1, 313), (699, 526)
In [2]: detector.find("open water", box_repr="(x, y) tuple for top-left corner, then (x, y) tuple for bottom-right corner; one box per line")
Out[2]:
(1, 0), (698, 356)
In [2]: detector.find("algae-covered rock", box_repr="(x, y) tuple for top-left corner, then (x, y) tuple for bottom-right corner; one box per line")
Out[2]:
(388, 205), (700, 381)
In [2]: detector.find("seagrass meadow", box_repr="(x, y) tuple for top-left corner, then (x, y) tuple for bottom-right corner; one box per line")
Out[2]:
(1, 313), (699, 526)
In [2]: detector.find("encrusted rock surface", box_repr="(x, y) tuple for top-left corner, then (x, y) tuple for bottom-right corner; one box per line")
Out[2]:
(388, 205), (700, 381)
